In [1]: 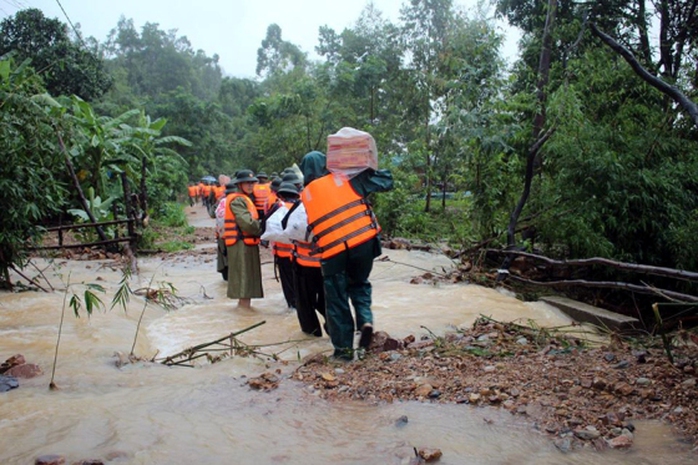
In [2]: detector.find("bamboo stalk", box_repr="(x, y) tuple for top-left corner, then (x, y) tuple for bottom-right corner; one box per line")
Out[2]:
(160, 320), (266, 365)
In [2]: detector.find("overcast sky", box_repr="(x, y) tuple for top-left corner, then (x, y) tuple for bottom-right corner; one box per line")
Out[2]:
(0, 0), (520, 78)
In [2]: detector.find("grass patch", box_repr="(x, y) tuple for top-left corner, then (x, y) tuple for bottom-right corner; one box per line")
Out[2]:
(137, 202), (197, 253)
(158, 240), (194, 253)
(157, 202), (189, 228)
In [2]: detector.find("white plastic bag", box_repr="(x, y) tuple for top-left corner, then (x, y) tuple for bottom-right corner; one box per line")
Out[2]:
(214, 197), (227, 237)
(284, 202), (311, 243)
(288, 163), (304, 186)
(326, 127), (377, 178)
(260, 205), (289, 242)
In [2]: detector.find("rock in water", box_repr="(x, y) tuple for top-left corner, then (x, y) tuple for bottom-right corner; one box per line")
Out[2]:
(5, 363), (42, 379)
(0, 375), (19, 392)
(35, 454), (66, 465)
(417, 447), (443, 462)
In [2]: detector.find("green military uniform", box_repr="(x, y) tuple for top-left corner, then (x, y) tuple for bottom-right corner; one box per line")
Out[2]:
(316, 167), (394, 359)
(226, 195), (263, 299)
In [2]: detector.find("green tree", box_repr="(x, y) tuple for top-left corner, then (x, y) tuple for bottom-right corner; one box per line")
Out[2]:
(315, 3), (404, 154)
(147, 89), (234, 176)
(219, 77), (260, 119)
(256, 24), (308, 78)
(0, 57), (69, 287)
(65, 97), (139, 201)
(101, 17), (227, 180)
(399, 0), (455, 212)
(120, 112), (191, 216)
(0, 8), (112, 100)
(104, 16), (222, 101)
(489, 0), (698, 275)
(430, 6), (506, 211)
(246, 73), (331, 170)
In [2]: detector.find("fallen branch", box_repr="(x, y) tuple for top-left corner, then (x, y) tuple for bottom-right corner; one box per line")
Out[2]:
(376, 255), (450, 278)
(10, 264), (49, 292)
(160, 321), (267, 366)
(506, 274), (698, 303)
(488, 249), (698, 283)
(29, 260), (55, 291)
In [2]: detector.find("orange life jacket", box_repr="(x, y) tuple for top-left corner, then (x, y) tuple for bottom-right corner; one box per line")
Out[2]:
(253, 183), (272, 213)
(273, 241), (294, 258)
(197, 182), (204, 195)
(271, 200), (294, 259)
(301, 174), (379, 259)
(187, 185), (197, 197)
(213, 185), (226, 200)
(202, 184), (212, 198)
(292, 240), (321, 267)
(223, 193), (260, 247)
(267, 191), (278, 209)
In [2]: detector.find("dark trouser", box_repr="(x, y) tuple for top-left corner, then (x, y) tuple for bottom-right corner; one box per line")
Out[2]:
(276, 256), (296, 308)
(322, 239), (376, 359)
(217, 237), (228, 278)
(293, 262), (326, 337)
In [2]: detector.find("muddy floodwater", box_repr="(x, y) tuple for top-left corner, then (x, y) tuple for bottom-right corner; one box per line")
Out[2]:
(0, 209), (695, 464)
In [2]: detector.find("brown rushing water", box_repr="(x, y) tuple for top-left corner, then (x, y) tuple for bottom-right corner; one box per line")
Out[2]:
(0, 209), (694, 464)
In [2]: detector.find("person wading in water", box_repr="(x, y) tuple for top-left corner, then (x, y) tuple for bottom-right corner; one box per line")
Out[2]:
(223, 169), (263, 309)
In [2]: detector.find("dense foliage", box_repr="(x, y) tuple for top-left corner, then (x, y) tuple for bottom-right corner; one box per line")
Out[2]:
(0, 58), (68, 285)
(0, 9), (112, 100)
(2, 0), (698, 297)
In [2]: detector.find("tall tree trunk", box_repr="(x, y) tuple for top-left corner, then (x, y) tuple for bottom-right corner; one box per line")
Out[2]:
(658, 0), (672, 81)
(120, 171), (139, 271)
(424, 111), (432, 213)
(637, 0), (652, 67)
(500, 0), (557, 280)
(120, 173), (138, 274)
(140, 156), (149, 224)
(531, 0), (556, 174)
(441, 172), (447, 210)
(120, 172), (135, 228)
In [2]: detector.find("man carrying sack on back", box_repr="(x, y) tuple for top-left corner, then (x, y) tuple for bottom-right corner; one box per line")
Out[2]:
(301, 128), (393, 361)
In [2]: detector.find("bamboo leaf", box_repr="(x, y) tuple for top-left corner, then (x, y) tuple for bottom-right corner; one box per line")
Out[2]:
(69, 294), (81, 317)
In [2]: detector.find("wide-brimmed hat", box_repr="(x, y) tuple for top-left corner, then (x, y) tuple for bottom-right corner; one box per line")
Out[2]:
(270, 177), (282, 192)
(225, 182), (237, 194)
(233, 169), (258, 184)
(277, 181), (300, 197)
(281, 172), (301, 185)
(257, 171), (269, 180)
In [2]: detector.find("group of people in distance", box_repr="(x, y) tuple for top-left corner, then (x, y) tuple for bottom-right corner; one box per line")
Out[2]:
(187, 179), (224, 209)
(210, 137), (393, 361)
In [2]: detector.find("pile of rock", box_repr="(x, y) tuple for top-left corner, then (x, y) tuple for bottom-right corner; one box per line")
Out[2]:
(292, 318), (698, 452)
(0, 353), (42, 392)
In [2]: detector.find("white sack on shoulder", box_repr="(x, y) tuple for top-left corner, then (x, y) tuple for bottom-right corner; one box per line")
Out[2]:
(284, 202), (312, 242)
(260, 205), (290, 242)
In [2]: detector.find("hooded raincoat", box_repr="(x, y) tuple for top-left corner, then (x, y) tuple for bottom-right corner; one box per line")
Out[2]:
(287, 151), (330, 336)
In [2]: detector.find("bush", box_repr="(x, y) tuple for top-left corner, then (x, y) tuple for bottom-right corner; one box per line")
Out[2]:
(0, 58), (69, 287)
(156, 202), (188, 228)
